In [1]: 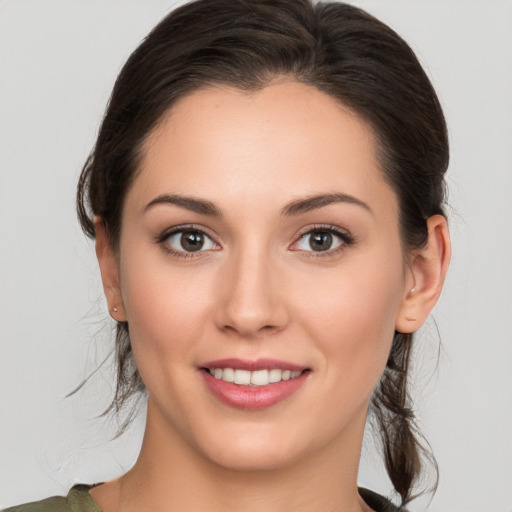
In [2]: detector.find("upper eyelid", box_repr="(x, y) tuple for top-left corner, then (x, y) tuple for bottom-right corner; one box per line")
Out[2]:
(290, 225), (355, 254)
(294, 224), (353, 241)
(156, 225), (220, 257)
(156, 224), (219, 242)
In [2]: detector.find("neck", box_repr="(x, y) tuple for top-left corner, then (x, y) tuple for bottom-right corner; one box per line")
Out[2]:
(92, 401), (372, 512)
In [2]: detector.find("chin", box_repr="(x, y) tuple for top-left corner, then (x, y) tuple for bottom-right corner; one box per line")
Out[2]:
(205, 442), (301, 473)
(191, 420), (320, 473)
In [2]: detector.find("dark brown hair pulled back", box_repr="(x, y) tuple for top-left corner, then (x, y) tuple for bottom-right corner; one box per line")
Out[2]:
(77, 0), (448, 507)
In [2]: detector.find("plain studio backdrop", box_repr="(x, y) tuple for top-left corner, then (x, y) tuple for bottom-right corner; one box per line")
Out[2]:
(0, 1), (511, 511)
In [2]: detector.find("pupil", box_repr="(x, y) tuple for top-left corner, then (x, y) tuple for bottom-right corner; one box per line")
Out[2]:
(181, 231), (204, 252)
(310, 231), (332, 251)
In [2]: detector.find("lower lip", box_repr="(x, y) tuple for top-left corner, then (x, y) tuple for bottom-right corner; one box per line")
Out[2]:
(201, 370), (309, 410)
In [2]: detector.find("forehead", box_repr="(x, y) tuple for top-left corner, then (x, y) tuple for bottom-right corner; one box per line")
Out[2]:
(131, 81), (396, 217)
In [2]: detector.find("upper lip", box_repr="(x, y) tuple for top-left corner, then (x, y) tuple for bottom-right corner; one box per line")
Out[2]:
(200, 358), (308, 372)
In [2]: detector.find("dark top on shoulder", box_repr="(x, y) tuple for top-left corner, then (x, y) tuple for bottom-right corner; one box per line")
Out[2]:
(2, 486), (101, 512)
(3, 484), (403, 512)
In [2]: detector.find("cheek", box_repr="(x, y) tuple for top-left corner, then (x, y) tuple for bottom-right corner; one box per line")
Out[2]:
(295, 251), (404, 395)
(118, 255), (216, 376)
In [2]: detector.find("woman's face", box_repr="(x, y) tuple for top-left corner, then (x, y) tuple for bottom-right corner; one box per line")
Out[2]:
(112, 82), (413, 470)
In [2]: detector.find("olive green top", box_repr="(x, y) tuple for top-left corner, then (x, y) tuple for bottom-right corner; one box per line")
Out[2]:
(2, 486), (101, 512)
(2, 484), (402, 512)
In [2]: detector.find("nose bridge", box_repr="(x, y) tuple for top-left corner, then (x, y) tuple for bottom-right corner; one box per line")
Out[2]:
(216, 240), (287, 336)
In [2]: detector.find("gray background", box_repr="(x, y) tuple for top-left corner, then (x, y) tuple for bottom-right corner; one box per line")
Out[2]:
(1, 1), (511, 511)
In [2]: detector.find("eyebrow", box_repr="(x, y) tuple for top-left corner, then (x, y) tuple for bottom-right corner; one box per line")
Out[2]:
(143, 192), (371, 218)
(143, 194), (222, 216)
(281, 193), (372, 216)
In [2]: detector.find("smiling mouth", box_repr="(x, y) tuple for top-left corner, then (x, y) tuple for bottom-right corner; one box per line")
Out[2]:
(204, 368), (307, 386)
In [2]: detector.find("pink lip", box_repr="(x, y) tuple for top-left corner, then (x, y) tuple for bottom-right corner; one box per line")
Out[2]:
(201, 358), (306, 372)
(199, 359), (310, 410)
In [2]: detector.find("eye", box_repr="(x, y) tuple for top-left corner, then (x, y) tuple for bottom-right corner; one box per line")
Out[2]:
(159, 227), (219, 255)
(290, 226), (353, 254)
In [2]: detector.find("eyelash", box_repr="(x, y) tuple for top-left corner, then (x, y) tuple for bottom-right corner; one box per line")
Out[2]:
(155, 224), (219, 259)
(155, 223), (355, 259)
(291, 224), (355, 258)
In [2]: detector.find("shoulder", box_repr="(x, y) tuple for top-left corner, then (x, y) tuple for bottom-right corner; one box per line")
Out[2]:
(2, 496), (69, 512)
(1, 496), (68, 512)
(2, 485), (101, 512)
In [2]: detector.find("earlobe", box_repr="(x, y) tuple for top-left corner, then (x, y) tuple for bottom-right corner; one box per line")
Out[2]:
(94, 217), (127, 322)
(396, 215), (451, 333)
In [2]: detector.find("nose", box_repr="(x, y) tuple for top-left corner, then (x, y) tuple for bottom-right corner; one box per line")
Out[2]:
(214, 246), (289, 338)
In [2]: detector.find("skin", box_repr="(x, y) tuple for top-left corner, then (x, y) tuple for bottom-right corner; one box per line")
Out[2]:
(92, 81), (450, 512)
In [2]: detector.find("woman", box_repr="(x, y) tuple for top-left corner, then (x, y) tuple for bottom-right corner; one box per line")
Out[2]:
(4, 0), (450, 511)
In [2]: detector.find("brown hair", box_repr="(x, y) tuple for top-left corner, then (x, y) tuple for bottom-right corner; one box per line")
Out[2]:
(77, 0), (448, 506)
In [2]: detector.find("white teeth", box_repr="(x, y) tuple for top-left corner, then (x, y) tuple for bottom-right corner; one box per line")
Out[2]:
(222, 367), (235, 383)
(208, 367), (304, 386)
(251, 370), (269, 386)
(268, 369), (282, 383)
(234, 369), (251, 385)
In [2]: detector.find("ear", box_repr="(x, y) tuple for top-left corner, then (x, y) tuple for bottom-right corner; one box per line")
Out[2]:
(395, 214), (451, 333)
(94, 217), (127, 322)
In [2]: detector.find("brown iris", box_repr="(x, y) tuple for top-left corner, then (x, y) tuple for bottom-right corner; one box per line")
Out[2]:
(180, 231), (204, 252)
(309, 231), (333, 251)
